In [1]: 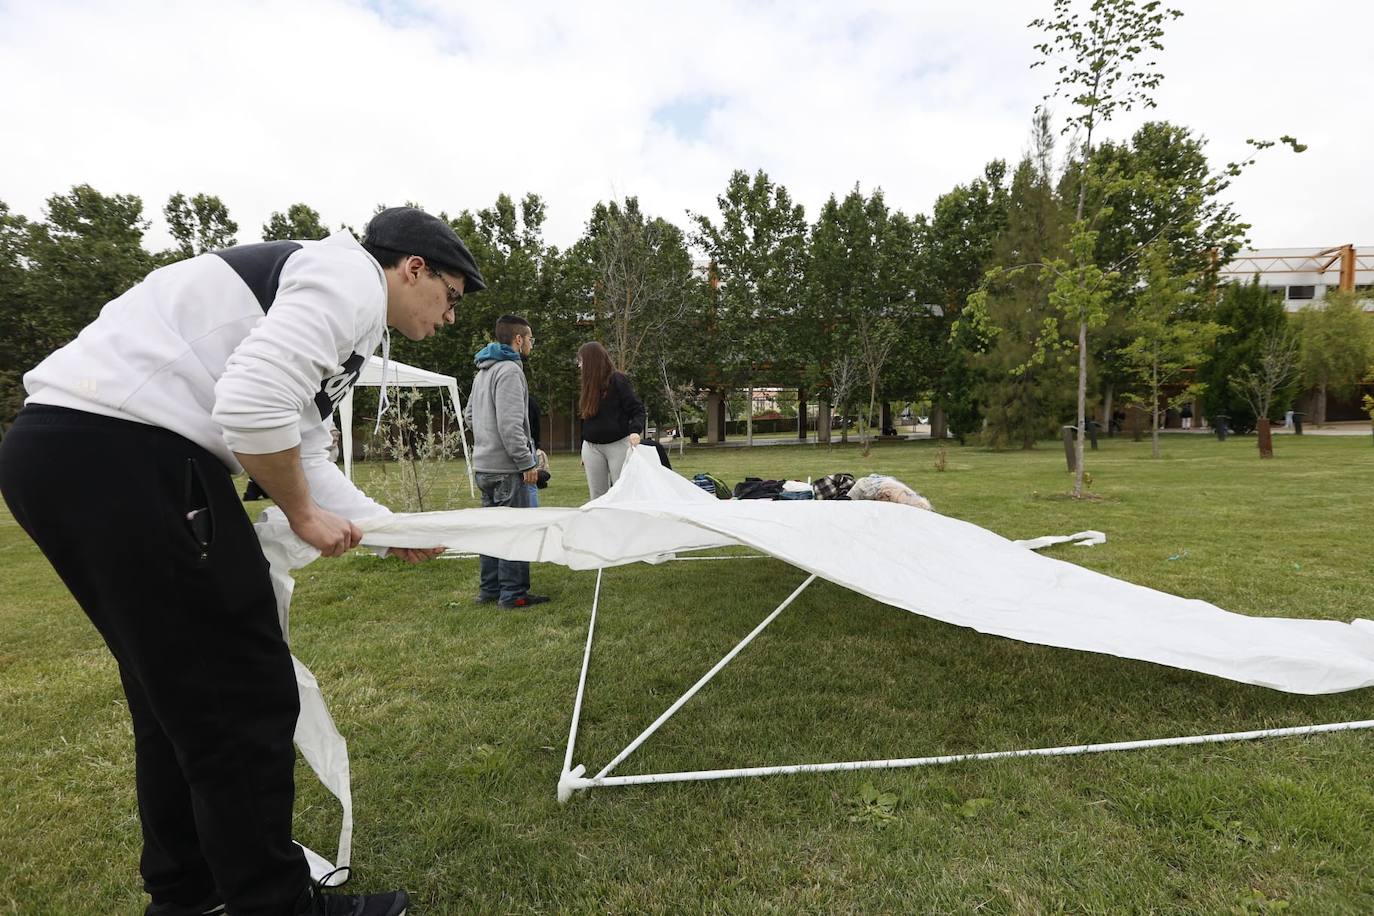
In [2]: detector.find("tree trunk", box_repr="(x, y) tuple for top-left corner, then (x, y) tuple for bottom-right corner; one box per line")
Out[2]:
(1103, 384), (1115, 438)
(818, 396), (832, 444)
(746, 383), (754, 447)
(931, 406), (947, 441)
(1074, 319), (1087, 497)
(1150, 363), (1160, 459)
(797, 386), (808, 440)
(1317, 383), (1328, 425)
(1258, 416), (1274, 458)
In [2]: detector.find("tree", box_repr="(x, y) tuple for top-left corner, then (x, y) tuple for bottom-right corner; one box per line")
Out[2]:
(163, 192), (237, 261)
(1117, 241), (1220, 457)
(1198, 278), (1294, 433)
(690, 169), (809, 391)
(587, 197), (694, 378)
(855, 310), (898, 456)
(828, 352), (861, 445)
(0, 201), (32, 421)
(1295, 290), (1374, 424)
(23, 185), (154, 357)
(968, 113), (1075, 449)
(1031, 0), (1182, 496)
(923, 161), (1010, 439)
(1231, 328), (1299, 458)
(262, 203), (330, 241)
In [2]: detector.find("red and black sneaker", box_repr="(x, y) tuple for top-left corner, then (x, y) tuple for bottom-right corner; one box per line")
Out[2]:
(499, 593), (551, 609)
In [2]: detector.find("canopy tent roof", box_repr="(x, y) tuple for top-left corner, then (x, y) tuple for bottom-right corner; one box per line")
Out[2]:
(257, 445), (1374, 874)
(338, 355), (472, 491)
(362, 446), (1374, 695)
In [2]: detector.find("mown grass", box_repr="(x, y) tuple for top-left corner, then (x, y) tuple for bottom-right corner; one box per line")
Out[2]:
(2, 433), (1372, 914)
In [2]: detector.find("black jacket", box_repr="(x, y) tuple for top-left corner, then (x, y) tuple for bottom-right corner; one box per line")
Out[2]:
(580, 372), (646, 444)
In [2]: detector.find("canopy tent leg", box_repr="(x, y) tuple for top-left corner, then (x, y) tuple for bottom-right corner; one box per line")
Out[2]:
(558, 568), (604, 803)
(561, 718), (1374, 792)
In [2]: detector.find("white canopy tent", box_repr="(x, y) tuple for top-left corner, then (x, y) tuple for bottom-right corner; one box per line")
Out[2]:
(255, 446), (1374, 876)
(338, 355), (473, 495)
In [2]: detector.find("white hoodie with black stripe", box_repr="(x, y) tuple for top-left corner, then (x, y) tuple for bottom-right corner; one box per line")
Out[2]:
(24, 230), (390, 520)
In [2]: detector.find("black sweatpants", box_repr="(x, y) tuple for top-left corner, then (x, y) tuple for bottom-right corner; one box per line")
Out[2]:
(0, 406), (309, 915)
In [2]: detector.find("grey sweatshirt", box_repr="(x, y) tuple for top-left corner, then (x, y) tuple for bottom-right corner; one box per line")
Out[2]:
(468, 344), (535, 473)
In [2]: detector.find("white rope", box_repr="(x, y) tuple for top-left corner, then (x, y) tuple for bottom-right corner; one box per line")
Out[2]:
(593, 574), (818, 781)
(566, 719), (1374, 791)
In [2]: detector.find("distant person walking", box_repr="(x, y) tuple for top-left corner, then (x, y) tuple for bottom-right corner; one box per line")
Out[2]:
(1181, 403), (1193, 430)
(576, 341), (645, 499)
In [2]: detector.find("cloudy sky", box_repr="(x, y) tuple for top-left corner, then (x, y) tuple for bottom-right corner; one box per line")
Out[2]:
(1, 0), (1368, 254)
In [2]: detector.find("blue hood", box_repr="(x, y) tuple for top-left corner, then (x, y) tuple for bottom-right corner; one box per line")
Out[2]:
(474, 342), (522, 368)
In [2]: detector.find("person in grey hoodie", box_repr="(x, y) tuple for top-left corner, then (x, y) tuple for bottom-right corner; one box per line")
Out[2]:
(467, 315), (549, 608)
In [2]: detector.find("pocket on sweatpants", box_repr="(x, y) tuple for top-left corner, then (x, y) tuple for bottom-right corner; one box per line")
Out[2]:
(181, 457), (216, 552)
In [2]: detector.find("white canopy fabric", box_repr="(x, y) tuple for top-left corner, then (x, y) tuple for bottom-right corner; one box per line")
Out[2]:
(363, 446), (1374, 695)
(257, 445), (1374, 866)
(339, 355), (473, 493)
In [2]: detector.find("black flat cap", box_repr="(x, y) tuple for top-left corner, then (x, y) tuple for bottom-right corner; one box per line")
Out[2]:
(363, 206), (486, 293)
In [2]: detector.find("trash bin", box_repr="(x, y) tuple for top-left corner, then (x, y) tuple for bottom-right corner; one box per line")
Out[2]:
(1213, 414), (1230, 441)
(1061, 425), (1078, 471)
(1292, 411), (1305, 435)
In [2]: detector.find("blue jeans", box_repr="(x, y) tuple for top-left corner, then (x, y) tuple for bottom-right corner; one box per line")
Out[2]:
(476, 471), (531, 603)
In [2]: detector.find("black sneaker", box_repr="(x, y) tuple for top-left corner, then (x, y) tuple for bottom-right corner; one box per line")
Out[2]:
(145, 895), (225, 916)
(295, 882), (409, 915)
(498, 593), (550, 608)
(474, 593), (499, 604)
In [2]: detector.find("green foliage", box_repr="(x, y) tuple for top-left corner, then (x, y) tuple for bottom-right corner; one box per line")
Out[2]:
(1118, 241), (1221, 457)
(364, 388), (466, 512)
(925, 161), (1012, 435)
(1030, 0), (1183, 147)
(162, 192), (237, 262)
(584, 197), (698, 379)
(690, 169), (809, 387)
(23, 185), (154, 362)
(1199, 279), (1295, 433)
(805, 185), (916, 451)
(848, 782), (901, 824)
(1295, 290), (1374, 421)
(261, 203), (330, 241)
(970, 115), (1077, 449)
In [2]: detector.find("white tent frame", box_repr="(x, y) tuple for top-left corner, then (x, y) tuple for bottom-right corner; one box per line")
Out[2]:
(557, 567), (1374, 803)
(339, 355), (474, 496)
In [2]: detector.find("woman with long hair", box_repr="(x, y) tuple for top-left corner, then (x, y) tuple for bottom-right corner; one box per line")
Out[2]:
(577, 341), (645, 499)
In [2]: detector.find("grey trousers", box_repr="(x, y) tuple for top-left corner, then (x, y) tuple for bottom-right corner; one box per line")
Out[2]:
(581, 436), (632, 499)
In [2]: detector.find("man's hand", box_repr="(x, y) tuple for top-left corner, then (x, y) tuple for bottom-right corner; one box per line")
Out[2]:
(390, 547), (446, 565)
(629, 433), (642, 447)
(290, 506), (362, 557)
(522, 468), (538, 485)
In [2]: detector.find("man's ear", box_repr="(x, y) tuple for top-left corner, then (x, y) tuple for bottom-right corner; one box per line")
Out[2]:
(401, 255), (425, 282)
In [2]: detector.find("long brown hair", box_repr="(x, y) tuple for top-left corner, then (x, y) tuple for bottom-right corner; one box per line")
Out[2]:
(578, 341), (615, 419)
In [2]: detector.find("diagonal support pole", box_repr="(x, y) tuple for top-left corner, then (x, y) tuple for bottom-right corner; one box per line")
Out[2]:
(591, 574), (818, 782)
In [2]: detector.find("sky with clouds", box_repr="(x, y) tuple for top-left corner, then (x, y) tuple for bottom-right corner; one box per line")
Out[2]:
(1, 0), (1368, 254)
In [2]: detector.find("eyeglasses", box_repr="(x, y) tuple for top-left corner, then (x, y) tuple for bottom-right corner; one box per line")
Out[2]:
(425, 266), (463, 310)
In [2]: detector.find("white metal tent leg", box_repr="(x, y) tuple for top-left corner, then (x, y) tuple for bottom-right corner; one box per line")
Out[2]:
(559, 573), (817, 802)
(446, 380), (475, 497)
(558, 569), (604, 803)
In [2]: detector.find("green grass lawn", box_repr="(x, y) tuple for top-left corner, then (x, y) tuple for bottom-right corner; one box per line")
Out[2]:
(3, 434), (1373, 914)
